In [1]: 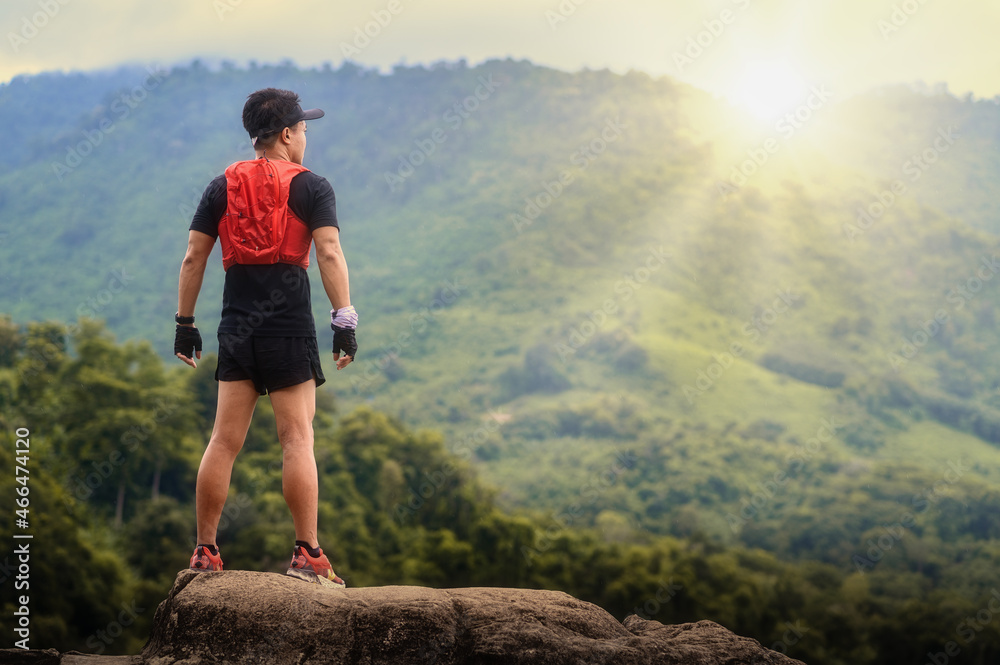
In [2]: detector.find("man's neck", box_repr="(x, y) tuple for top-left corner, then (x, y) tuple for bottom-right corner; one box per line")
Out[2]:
(254, 148), (298, 163)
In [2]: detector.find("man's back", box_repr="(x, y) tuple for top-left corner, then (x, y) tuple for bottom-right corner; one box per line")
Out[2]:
(189, 163), (339, 340)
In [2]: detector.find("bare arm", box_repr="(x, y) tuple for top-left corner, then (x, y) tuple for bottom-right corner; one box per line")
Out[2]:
(176, 230), (216, 367)
(313, 225), (351, 311)
(313, 225), (353, 369)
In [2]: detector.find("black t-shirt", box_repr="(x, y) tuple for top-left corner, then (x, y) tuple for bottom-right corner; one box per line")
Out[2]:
(189, 167), (339, 337)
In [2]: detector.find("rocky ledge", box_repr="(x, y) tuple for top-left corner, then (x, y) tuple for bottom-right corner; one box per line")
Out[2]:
(1, 569), (806, 664)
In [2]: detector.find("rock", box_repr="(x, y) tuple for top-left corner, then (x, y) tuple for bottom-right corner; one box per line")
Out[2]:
(0, 649), (61, 664)
(137, 570), (805, 665)
(3, 571), (806, 664)
(54, 655), (141, 665)
(0, 650), (139, 665)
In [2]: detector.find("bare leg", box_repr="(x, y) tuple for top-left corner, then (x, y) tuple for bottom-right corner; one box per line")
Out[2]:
(269, 379), (319, 548)
(195, 379), (258, 546)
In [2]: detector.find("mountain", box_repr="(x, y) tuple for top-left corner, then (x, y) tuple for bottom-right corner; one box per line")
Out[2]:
(4, 58), (1000, 663)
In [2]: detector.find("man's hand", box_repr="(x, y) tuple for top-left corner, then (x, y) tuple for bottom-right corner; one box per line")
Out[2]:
(331, 306), (358, 370)
(332, 327), (357, 369)
(175, 325), (203, 368)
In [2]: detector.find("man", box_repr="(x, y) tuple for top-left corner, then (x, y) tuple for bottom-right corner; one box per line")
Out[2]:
(173, 88), (357, 588)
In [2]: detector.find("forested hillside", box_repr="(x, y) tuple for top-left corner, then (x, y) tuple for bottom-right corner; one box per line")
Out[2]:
(3, 59), (1000, 663)
(3, 321), (1000, 664)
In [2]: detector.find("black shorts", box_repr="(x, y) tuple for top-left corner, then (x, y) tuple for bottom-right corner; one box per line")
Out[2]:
(216, 334), (326, 395)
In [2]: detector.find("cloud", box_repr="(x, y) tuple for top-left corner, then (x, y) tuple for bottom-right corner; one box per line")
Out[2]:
(2, 0), (998, 100)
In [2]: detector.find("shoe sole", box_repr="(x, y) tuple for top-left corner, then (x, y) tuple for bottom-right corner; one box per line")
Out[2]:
(286, 567), (346, 589)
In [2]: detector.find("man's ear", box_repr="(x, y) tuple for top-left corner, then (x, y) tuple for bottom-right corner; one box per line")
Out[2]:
(281, 127), (292, 144)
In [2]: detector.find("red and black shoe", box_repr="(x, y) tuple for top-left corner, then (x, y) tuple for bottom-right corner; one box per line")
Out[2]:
(189, 545), (224, 571)
(286, 545), (345, 588)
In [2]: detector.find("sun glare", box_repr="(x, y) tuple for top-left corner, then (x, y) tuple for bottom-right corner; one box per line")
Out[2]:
(727, 60), (809, 122)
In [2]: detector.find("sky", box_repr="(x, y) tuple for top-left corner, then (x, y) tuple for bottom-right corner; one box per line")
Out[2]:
(2, 0), (999, 115)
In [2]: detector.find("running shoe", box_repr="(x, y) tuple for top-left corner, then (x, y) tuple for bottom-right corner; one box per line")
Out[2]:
(286, 545), (345, 588)
(189, 545), (224, 571)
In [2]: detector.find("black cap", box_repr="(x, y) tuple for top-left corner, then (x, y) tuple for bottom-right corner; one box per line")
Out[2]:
(250, 104), (324, 143)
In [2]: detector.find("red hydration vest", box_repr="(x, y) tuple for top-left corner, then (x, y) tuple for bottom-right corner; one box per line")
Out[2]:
(218, 158), (312, 271)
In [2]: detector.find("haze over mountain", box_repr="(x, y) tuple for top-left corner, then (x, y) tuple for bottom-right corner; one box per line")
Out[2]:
(3, 58), (1000, 663)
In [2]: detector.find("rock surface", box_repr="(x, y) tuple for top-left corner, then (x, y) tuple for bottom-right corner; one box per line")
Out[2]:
(3, 570), (807, 664)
